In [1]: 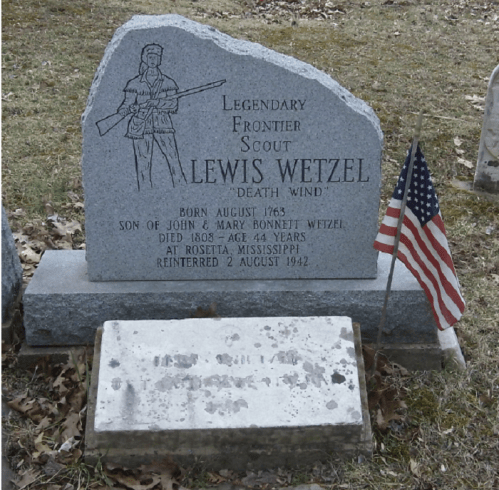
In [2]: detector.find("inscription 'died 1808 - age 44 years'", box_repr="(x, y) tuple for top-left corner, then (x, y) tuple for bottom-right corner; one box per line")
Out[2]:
(82, 16), (383, 281)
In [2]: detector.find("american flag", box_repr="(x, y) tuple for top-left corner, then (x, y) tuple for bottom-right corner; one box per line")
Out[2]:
(374, 144), (465, 330)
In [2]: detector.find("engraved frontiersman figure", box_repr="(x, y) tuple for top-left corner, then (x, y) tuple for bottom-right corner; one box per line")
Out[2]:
(117, 44), (186, 190)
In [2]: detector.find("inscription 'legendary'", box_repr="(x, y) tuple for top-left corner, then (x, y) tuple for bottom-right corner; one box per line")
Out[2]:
(222, 96), (307, 112)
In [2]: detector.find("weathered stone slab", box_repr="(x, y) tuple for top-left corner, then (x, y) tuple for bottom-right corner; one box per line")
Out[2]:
(2, 207), (23, 323)
(24, 250), (439, 350)
(85, 317), (371, 469)
(475, 64), (499, 193)
(82, 15), (382, 281)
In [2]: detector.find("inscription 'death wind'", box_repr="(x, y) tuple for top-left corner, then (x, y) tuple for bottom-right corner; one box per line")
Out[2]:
(82, 17), (382, 280)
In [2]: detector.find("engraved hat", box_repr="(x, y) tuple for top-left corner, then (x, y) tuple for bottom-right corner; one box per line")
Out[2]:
(141, 44), (163, 61)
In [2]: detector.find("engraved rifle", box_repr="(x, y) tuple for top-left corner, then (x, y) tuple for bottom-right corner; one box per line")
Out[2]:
(96, 79), (226, 137)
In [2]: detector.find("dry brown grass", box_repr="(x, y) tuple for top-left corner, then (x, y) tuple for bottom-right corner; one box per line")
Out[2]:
(2, 0), (499, 488)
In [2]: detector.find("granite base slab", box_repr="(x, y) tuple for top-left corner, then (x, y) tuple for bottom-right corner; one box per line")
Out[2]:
(24, 250), (439, 349)
(85, 317), (372, 469)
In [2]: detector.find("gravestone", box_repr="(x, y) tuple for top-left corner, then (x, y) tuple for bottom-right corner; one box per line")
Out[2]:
(2, 207), (23, 325)
(81, 15), (382, 281)
(85, 317), (372, 468)
(474, 64), (499, 193)
(23, 15), (442, 369)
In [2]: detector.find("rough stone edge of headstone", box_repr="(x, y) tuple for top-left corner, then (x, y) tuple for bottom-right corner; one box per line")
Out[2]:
(2, 206), (23, 324)
(437, 327), (466, 371)
(352, 322), (373, 459)
(85, 327), (102, 463)
(474, 63), (499, 194)
(2, 296), (22, 345)
(81, 14), (383, 144)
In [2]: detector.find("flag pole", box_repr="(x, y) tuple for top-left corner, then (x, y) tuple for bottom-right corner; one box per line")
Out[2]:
(370, 111), (424, 377)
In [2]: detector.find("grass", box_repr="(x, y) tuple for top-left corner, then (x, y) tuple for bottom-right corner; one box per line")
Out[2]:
(2, 0), (499, 488)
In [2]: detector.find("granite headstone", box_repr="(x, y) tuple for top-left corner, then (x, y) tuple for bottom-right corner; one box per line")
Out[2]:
(474, 64), (499, 193)
(82, 15), (383, 281)
(24, 16), (441, 370)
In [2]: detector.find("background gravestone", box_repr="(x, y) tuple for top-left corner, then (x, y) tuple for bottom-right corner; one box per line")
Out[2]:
(82, 14), (383, 281)
(2, 207), (23, 324)
(474, 64), (499, 193)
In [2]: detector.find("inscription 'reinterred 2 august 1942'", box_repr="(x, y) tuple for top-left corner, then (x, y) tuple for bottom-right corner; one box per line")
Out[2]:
(82, 15), (383, 281)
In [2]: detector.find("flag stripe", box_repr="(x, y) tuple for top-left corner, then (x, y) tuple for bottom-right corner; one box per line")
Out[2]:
(374, 230), (458, 329)
(374, 228), (459, 328)
(396, 249), (455, 330)
(384, 205), (457, 276)
(378, 201), (465, 312)
(422, 215), (458, 277)
(373, 144), (465, 330)
(398, 230), (461, 325)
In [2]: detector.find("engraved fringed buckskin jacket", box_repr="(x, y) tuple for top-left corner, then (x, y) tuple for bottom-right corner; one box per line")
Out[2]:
(118, 70), (178, 139)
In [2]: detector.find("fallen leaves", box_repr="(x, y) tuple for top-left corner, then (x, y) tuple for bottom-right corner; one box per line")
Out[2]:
(457, 157), (474, 169)
(364, 346), (409, 432)
(453, 136), (474, 169)
(190, 302), (220, 318)
(103, 459), (185, 490)
(465, 94), (486, 111)
(14, 468), (41, 489)
(6, 348), (89, 481)
(8, 207), (84, 281)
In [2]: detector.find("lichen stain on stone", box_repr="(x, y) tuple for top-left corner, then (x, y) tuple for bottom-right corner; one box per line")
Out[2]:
(273, 349), (302, 365)
(351, 410), (362, 421)
(339, 327), (354, 342)
(111, 377), (122, 390)
(347, 346), (356, 359)
(155, 374), (202, 392)
(326, 400), (338, 410)
(225, 333), (240, 347)
(303, 361), (326, 387)
(174, 353), (198, 368)
(261, 377), (271, 386)
(203, 374), (231, 389)
(282, 373), (300, 389)
(216, 353), (234, 366)
(331, 372), (346, 384)
(161, 355), (173, 367)
(204, 398), (249, 415)
(232, 376), (257, 389)
(109, 359), (120, 368)
(121, 382), (140, 422)
(254, 343), (262, 348)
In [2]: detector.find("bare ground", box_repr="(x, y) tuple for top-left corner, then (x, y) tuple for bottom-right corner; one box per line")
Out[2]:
(2, 0), (499, 488)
